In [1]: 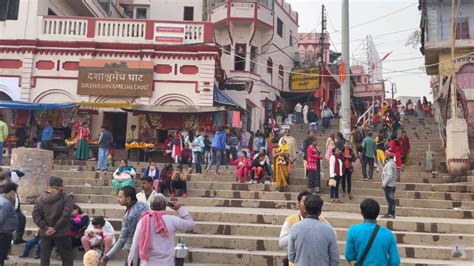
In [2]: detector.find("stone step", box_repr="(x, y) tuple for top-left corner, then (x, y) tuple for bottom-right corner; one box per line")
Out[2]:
(21, 204), (474, 234)
(20, 218), (473, 247)
(60, 185), (473, 210)
(21, 181), (474, 217)
(65, 190), (474, 211)
(63, 184), (474, 201)
(51, 166), (446, 179)
(57, 178), (474, 194)
(57, 177), (474, 194)
(12, 228), (474, 261)
(53, 169), (458, 185)
(46, 194), (474, 218)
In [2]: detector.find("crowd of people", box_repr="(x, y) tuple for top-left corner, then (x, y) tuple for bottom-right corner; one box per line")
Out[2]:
(0, 174), (195, 266)
(0, 100), (422, 265)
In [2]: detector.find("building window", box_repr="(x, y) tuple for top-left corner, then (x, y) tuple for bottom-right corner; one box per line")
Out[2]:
(184, 6), (194, 21)
(456, 17), (470, 40)
(267, 58), (273, 74)
(48, 8), (57, 16)
(135, 7), (147, 19)
(98, 0), (112, 16)
(250, 46), (257, 73)
(289, 30), (293, 46)
(0, 0), (19, 21)
(277, 18), (283, 38)
(235, 43), (246, 71)
(279, 65), (284, 89)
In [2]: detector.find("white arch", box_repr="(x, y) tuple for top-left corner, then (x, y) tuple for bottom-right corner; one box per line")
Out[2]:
(94, 96), (135, 104)
(0, 77), (20, 100)
(154, 94), (194, 106)
(33, 89), (75, 103)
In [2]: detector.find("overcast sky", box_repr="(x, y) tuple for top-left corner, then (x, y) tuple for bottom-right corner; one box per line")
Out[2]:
(286, 0), (431, 100)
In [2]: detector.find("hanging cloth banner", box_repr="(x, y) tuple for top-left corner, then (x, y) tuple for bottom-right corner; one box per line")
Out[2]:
(213, 112), (223, 127)
(232, 111), (241, 128)
(227, 111), (232, 127)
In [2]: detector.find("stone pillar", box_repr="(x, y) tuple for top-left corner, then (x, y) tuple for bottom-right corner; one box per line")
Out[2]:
(11, 147), (53, 204)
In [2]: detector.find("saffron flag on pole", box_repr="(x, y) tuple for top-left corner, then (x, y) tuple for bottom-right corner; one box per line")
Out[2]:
(339, 59), (347, 84)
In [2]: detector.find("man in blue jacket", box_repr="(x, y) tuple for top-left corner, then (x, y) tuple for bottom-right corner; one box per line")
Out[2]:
(0, 183), (19, 266)
(345, 198), (400, 266)
(40, 120), (53, 150)
(206, 127), (227, 175)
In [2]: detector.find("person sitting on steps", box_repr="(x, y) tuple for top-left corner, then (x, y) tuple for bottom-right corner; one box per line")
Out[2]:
(112, 160), (136, 194)
(81, 216), (115, 256)
(170, 165), (188, 198)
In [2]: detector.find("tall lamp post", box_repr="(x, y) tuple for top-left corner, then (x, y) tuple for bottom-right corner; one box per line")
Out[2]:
(384, 79), (397, 103)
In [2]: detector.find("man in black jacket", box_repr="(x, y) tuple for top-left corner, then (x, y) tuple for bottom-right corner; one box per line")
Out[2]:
(32, 177), (75, 266)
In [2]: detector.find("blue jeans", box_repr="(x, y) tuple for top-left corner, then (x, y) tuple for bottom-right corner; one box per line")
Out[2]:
(322, 117), (331, 129)
(384, 186), (396, 216)
(0, 141), (3, 165)
(330, 176), (341, 199)
(194, 151), (202, 173)
(22, 238), (41, 257)
(204, 150), (212, 167)
(97, 148), (108, 171)
(209, 148), (222, 174)
(296, 112), (303, 124)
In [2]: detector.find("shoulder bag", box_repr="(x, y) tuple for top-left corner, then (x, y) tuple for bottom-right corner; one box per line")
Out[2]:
(357, 224), (380, 266)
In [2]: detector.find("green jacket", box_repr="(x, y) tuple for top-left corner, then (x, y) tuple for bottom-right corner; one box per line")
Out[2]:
(0, 121), (8, 142)
(362, 137), (376, 158)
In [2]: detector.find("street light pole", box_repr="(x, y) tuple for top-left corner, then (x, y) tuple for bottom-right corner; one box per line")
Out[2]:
(340, 0), (351, 139)
(391, 82), (396, 102)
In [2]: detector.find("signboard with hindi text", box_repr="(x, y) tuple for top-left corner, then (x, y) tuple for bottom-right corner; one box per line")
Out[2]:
(77, 59), (153, 97)
(154, 23), (186, 44)
(290, 67), (320, 91)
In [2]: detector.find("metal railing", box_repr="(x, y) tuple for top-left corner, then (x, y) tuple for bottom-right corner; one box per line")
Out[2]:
(356, 103), (374, 128)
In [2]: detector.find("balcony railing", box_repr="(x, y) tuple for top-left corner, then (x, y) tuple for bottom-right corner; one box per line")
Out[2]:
(42, 18), (88, 37)
(40, 16), (213, 44)
(95, 20), (146, 39)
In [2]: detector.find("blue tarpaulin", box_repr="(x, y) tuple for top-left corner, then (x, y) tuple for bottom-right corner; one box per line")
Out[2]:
(0, 100), (77, 110)
(213, 86), (239, 107)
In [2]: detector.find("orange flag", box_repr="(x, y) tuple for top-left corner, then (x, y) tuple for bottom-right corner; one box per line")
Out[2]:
(339, 59), (347, 84)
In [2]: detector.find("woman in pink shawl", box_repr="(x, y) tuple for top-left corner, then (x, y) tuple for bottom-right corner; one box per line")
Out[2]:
(128, 194), (194, 266)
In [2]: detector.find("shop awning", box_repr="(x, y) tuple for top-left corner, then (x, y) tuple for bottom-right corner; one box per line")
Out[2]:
(280, 91), (315, 102)
(72, 102), (135, 108)
(213, 87), (239, 107)
(0, 100), (76, 110)
(122, 104), (226, 113)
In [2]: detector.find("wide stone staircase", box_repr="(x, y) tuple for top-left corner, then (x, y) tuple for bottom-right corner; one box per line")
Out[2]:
(6, 116), (474, 265)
